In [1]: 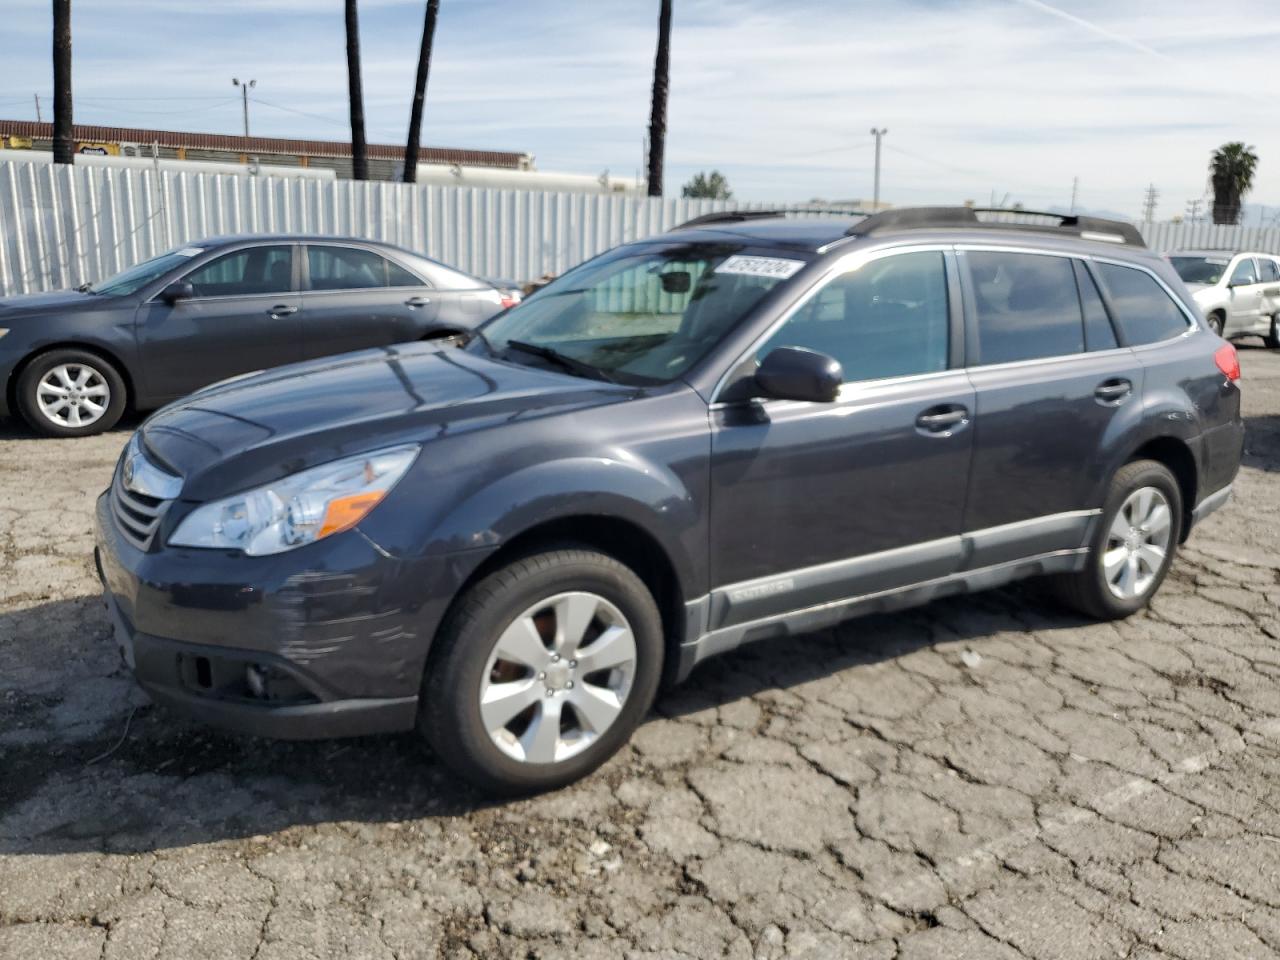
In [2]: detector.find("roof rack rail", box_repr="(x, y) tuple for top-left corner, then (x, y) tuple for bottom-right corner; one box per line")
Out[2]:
(844, 206), (1146, 247)
(670, 207), (869, 231)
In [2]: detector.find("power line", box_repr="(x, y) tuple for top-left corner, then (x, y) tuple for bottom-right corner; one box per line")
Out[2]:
(248, 96), (347, 128)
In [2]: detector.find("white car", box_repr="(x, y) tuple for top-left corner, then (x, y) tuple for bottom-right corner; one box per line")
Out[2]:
(1168, 250), (1280, 346)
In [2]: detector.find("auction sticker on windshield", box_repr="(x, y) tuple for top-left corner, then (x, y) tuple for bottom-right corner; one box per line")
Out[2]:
(715, 255), (805, 279)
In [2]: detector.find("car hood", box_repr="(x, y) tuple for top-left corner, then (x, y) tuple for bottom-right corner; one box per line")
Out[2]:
(0, 288), (107, 315)
(140, 342), (635, 501)
(1184, 283), (1214, 297)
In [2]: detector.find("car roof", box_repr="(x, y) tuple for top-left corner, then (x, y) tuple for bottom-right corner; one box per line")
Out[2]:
(194, 233), (394, 247)
(1171, 249), (1276, 258)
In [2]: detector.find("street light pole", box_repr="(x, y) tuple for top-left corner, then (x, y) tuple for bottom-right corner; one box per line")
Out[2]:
(231, 78), (256, 138)
(869, 127), (888, 209)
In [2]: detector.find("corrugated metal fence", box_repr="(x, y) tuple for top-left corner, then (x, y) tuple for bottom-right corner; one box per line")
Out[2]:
(3, 158), (1279, 297)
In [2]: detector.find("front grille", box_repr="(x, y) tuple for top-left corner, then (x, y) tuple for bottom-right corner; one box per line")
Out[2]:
(109, 462), (171, 551)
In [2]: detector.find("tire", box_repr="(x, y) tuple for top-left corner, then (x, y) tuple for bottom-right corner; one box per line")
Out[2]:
(1051, 459), (1182, 621)
(16, 348), (127, 438)
(1265, 314), (1280, 350)
(420, 548), (664, 795)
(1207, 312), (1226, 337)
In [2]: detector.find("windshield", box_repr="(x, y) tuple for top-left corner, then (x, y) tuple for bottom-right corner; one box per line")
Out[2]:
(472, 242), (809, 384)
(1169, 255), (1230, 286)
(89, 246), (206, 296)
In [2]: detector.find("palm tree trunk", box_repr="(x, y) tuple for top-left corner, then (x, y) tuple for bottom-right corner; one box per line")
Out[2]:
(344, 0), (369, 181)
(52, 0), (74, 165)
(403, 0), (441, 184)
(646, 0), (672, 197)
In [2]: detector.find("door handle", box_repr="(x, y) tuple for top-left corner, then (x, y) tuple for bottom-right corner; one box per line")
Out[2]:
(915, 404), (969, 434)
(405, 296), (432, 307)
(269, 305), (298, 317)
(1094, 378), (1132, 403)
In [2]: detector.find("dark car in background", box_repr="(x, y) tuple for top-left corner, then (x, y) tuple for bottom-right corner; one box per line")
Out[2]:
(94, 207), (1243, 794)
(0, 235), (508, 436)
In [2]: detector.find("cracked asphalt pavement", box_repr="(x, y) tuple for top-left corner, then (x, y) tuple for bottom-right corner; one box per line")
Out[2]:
(3, 346), (1280, 959)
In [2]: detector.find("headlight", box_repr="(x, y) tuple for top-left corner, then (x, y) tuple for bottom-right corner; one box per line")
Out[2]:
(169, 444), (419, 555)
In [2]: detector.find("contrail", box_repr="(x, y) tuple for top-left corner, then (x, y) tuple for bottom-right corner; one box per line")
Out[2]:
(1009, 0), (1170, 60)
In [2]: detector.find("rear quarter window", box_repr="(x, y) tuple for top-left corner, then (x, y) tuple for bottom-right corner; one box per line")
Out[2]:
(1094, 263), (1191, 346)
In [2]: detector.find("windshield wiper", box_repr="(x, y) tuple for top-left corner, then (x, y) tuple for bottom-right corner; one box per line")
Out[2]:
(466, 328), (495, 355)
(505, 340), (617, 383)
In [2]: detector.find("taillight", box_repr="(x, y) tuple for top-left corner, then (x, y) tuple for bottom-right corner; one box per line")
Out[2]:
(1214, 343), (1240, 382)
(500, 296), (519, 310)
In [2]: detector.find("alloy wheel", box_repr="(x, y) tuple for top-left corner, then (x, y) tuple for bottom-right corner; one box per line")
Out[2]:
(1102, 486), (1173, 600)
(478, 591), (637, 764)
(36, 363), (111, 429)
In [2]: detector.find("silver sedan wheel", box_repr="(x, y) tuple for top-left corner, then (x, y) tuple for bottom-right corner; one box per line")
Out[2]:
(36, 363), (110, 429)
(479, 591), (637, 765)
(1103, 486), (1173, 600)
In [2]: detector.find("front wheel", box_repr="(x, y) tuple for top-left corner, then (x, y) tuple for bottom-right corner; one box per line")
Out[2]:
(420, 548), (664, 795)
(16, 348), (127, 437)
(1050, 459), (1182, 620)
(1207, 312), (1226, 337)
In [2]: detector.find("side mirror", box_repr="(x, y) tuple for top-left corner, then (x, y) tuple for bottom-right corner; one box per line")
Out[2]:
(755, 346), (843, 403)
(160, 281), (194, 304)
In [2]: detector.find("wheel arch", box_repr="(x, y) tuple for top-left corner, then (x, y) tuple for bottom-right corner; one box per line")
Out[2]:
(441, 513), (690, 687)
(1126, 435), (1198, 542)
(7, 340), (137, 417)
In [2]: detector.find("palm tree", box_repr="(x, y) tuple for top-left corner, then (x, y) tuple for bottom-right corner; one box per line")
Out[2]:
(1210, 142), (1259, 225)
(52, 0), (73, 165)
(344, 0), (369, 181)
(403, 0), (441, 184)
(646, 0), (672, 197)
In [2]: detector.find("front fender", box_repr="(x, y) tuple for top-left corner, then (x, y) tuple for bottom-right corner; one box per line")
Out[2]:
(428, 453), (702, 593)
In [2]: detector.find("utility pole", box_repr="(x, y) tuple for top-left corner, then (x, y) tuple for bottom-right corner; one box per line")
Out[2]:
(1185, 198), (1202, 222)
(231, 78), (255, 138)
(869, 127), (887, 209)
(1069, 176), (1078, 214)
(1142, 184), (1159, 227)
(34, 93), (43, 123)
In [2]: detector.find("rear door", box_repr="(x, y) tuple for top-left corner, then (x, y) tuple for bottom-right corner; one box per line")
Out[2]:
(707, 248), (976, 631)
(958, 248), (1144, 566)
(135, 243), (301, 401)
(298, 243), (440, 359)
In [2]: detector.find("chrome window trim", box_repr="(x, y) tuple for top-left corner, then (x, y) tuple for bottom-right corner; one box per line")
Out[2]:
(709, 243), (955, 403)
(302, 240), (432, 294)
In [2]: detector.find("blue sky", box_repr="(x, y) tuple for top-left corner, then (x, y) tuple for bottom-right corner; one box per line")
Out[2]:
(2, 0), (1278, 218)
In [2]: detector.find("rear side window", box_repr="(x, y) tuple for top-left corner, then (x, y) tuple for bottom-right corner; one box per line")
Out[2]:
(1094, 263), (1190, 345)
(756, 250), (949, 383)
(184, 246), (293, 297)
(307, 246), (421, 291)
(966, 252), (1083, 364)
(1260, 258), (1280, 283)
(1074, 262), (1118, 352)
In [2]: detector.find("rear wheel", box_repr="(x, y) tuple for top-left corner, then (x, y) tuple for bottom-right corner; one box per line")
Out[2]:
(16, 348), (127, 437)
(420, 548), (664, 795)
(1051, 459), (1182, 620)
(1265, 313), (1280, 350)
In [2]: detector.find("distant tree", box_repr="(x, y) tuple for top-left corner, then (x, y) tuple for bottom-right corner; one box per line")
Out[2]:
(344, 0), (369, 180)
(52, 0), (73, 164)
(681, 170), (732, 200)
(646, 0), (672, 197)
(1210, 142), (1258, 225)
(403, 0), (440, 184)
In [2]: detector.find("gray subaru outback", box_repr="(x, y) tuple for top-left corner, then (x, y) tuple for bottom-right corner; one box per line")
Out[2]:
(94, 207), (1245, 794)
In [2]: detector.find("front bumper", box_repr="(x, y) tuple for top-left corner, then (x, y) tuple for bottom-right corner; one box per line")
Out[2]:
(94, 491), (486, 739)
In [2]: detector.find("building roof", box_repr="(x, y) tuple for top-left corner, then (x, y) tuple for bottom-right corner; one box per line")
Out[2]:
(0, 119), (530, 169)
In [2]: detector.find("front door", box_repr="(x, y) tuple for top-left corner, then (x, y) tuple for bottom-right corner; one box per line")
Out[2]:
(1227, 257), (1263, 330)
(708, 248), (974, 631)
(958, 249), (1143, 566)
(136, 244), (301, 401)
